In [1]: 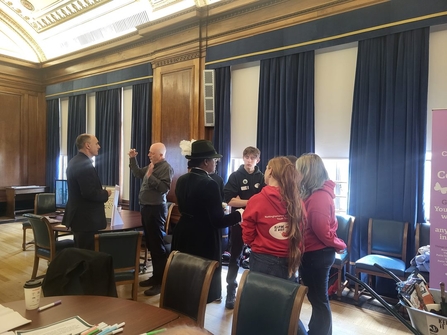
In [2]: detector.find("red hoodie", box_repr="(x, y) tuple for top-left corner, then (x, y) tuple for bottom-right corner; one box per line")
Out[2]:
(303, 180), (346, 253)
(242, 185), (291, 257)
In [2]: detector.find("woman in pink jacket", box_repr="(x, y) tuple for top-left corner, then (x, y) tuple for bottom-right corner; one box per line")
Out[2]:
(296, 153), (346, 335)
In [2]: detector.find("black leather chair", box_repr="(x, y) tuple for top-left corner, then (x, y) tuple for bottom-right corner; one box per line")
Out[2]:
(159, 251), (218, 328)
(354, 218), (408, 301)
(23, 213), (74, 279)
(22, 193), (57, 250)
(95, 231), (142, 300)
(232, 270), (308, 335)
(405, 222), (430, 282)
(332, 214), (355, 299)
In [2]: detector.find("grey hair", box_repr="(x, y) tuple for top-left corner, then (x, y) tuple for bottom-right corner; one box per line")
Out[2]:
(295, 153), (329, 200)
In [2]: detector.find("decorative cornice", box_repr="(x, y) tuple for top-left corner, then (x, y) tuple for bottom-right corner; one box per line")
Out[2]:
(0, 9), (45, 62)
(152, 51), (201, 68)
(205, 0), (370, 40)
(0, 0), (110, 32)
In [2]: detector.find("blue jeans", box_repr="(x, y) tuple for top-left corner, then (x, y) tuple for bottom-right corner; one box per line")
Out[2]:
(250, 252), (294, 281)
(300, 247), (335, 335)
(251, 252), (307, 335)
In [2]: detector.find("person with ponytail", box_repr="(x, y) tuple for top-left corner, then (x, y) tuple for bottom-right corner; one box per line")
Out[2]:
(241, 156), (306, 280)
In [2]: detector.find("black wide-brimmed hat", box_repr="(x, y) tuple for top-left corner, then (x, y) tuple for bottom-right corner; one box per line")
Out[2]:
(185, 140), (223, 159)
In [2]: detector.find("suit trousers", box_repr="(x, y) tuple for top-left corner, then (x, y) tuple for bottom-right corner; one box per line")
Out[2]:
(73, 231), (96, 250)
(141, 204), (168, 284)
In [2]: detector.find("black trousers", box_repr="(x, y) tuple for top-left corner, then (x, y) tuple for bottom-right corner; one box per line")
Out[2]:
(226, 224), (244, 293)
(73, 231), (96, 250)
(141, 204), (168, 284)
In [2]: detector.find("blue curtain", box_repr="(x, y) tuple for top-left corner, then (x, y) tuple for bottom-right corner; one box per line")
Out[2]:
(45, 99), (60, 192)
(95, 89), (121, 186)
(129, 82), (152, 210)
(256, 52), (315, 170)
(67, 94), (86, 161)
(348, 28), (429, 266)
(212, 67), (231, 183)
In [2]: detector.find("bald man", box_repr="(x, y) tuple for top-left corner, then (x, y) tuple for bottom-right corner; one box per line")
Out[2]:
(63, 133), (111, 250)
(129, 142), (174, 296)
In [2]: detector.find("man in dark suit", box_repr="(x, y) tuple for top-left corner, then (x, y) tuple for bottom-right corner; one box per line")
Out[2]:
(62, 133), (111, 250)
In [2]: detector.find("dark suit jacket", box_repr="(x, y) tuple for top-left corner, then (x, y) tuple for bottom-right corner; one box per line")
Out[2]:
(62, 152), (109, 232)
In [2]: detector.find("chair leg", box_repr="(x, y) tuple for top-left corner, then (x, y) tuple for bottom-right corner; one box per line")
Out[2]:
(354, 272), (360, 301)
(31, 256), (39, 279)
(132, 283), (137, 301)
(337, 268), (343, 299)
(22, 228), (27, 251)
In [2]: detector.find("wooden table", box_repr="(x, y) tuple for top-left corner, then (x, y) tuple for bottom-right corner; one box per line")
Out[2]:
(51, 210), (142, 233)
(3, 295), (180, 334)
(6, 186), (48, 218)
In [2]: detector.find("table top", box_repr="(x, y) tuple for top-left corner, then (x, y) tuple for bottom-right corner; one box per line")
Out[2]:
(3, 295), (179, 334)
(50, 210), (142, 232)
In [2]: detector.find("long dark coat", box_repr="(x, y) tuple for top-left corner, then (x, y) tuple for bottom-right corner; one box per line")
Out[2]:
(172, 168), (241, 302)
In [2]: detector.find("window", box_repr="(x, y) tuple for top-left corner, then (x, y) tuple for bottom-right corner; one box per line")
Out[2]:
(322, 158), (349, 215)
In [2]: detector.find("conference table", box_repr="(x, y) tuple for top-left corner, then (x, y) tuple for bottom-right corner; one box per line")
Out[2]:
(49, 209), (142, 233)
(3, 295), (198, 334)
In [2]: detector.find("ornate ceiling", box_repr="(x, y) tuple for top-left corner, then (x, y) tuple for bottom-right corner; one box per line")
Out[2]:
(0, 0), (218, 62)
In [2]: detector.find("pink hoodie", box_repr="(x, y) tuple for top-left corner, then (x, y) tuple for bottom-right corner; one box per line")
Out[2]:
(242, 185), (303, 257)
(303, 180), (346, 253)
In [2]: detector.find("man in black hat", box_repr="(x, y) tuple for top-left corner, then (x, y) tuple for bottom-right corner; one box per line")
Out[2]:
(172, 140), (243, 302)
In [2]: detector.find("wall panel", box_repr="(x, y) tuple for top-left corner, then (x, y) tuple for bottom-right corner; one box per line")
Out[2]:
(0, 92), (22, 187)
(153, 58), (201, 204)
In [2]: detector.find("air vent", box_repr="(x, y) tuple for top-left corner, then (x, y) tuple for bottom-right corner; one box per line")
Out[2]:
(204, 69), (215, 127)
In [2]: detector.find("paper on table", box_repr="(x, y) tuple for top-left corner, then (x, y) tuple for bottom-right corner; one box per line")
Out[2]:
(16, 316), (92, 335)
(15, 316), (91, 335)
(0, 305), (31, 334)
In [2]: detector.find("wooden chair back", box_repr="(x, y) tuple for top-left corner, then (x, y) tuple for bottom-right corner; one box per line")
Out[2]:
(232, 270), (308, 335)
(160, 251), (218, 328)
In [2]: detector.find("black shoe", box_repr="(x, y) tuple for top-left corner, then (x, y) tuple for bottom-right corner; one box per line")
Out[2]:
(144, 284), (161, 296)
(225, 292), (236, 309)
(139, 277), (158, 287)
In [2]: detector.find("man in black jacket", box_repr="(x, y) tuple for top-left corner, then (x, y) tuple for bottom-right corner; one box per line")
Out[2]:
(224, 146), (265, 309)
(62, 133), (111, 250)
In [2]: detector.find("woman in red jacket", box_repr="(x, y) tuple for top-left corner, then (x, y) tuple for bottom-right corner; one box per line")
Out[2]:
(241, 156), (305, 280)
(296, 153), (346, 335)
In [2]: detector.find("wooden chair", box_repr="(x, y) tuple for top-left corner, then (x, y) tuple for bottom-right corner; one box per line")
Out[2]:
(22, 193), (57, 250)
(23, 213), (74, 279)
(94, 231), (142, 300)
(354, 218), (408, 301)
(332, 214), (355, 299)
(159, 251), (218, 328)
(232, 270), (308, 335)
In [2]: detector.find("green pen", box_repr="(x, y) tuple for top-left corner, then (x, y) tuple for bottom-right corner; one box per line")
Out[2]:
(139, 328), (167, 335)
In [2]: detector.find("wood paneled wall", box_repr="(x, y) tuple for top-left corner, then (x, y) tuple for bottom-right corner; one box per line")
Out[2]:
(153, 58), (203, 204)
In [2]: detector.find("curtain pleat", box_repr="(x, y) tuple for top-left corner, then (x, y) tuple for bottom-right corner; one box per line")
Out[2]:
(348, 28), (429, 266)
(45, 99), (60, 192)
(212, 67), (231, 183)
(95, 89), (121, 186)
(129, 82), (152, 210)
(67, 94), (87, 161)
(256, 52), (315, 170)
